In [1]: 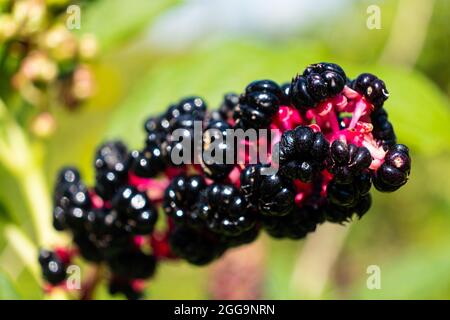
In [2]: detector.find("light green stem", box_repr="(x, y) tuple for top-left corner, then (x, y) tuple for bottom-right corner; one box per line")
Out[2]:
(17, 165), (58, 246)
(3, 225), (41, 281)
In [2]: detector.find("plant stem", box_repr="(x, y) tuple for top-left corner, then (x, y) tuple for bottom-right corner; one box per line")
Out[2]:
(379, 0), (434, 67)
(80, 266), (102, 300)
(290, 223), (350, 298)
(17, 165), (59, 246)
(3, 224), (41, 282)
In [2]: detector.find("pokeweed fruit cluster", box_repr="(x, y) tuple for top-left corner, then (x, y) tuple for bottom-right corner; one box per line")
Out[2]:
(39, 62), (411, 299)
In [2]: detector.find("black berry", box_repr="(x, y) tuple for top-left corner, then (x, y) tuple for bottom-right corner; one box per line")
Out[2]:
(38, 249), (67, 285)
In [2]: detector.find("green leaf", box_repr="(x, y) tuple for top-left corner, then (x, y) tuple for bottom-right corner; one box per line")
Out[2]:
(0, 270), (20, 299)
(79, 0), (178, 51)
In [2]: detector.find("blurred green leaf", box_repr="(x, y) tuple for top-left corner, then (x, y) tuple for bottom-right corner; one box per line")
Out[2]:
(384, 68), (450, 154)
(0, 270), (20, 299)
(80, 0), (178, 51)
(349, 246), (450, 299)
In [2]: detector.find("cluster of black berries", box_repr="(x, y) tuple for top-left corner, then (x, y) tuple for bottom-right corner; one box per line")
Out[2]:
(163, 175), (259, 265)
(43, 141), (159, 299)
(40, 62), (412, 299)
(289, 62), (347, 111)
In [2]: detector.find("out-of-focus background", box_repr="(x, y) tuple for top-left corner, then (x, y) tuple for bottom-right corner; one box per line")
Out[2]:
(0, 0), (449, 299)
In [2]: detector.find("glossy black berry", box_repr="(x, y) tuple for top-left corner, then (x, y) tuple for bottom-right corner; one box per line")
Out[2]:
(85, 209), (118, 236)
(373, 144), (410, 192)
(163, 174), (206, 226)
(233, 103), (269, 129)
(239, 164), (262, 208)
(303, 62), (346, 80)
(157, 97), (207, 141)
(294, 126), (315, 153)
(38, 249), (67, 285)
(279, 126), (329, 182)
(53, 206), (66, 231)
(201, 119), (234, 180)
(94, 141), (129, 173)
(73, 233), (104, 263)
(218, 93), (239, 120)
(262, 204), (324, 239)
(371, 108), (396, 148)
(108, 278), (143, 300)
(325, 169), (372, 223)
(246, 79), (284, 98)
(112, 186), (158, 235)
(354, 194), (372, 218)
(289, 75), (315, 110)
(144, 116), (169, 145)
(65, 207), (89, 233)
(306, 73), (328, 101)
(108, 250), (157, 279)
(351, 73), (389, 109)
(55, 166), (80, 186)
(327, 180), (357, 207)
(278, 129), (296, 162)
(144, 116), (161, 134)
(169, 225), (225, 265)
(129, 144), (166, 178)
(290, 62), (346, 110)
(280, 82), (291, 105)
(240, 164), (295, 217)
(53, 166), (87, 206)
(233, 80), (282, 129)
(177, 96), (207, 120)
(384, 144), (411, 173)
(196, 184), (255, 236)
(325, 192), (372, 223)
(259, 173), (295, 216)
(221, 226), (260, 248)
(328, 140), (372, 184)
(94, 141), (129, 200)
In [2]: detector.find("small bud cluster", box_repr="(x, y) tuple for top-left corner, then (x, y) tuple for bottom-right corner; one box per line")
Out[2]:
(0, 0), (97, 117)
